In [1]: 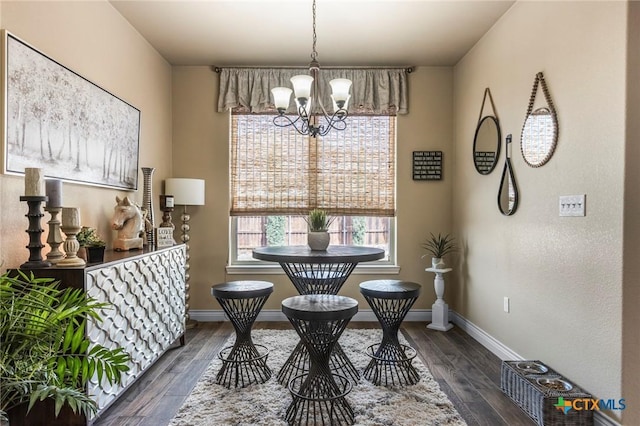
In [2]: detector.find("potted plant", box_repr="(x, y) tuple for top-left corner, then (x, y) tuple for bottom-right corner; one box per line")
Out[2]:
(304, 209), (335, 251)
(1, 271), (130, 425)
(76, 226), (106, 263)
(421, 232), (457, 269)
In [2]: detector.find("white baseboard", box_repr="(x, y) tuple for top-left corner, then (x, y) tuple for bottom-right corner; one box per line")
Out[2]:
(189, 308), (620, 426)
(448, 312), (621, 426)
(189, 309), (431, 323)
(449, 311), (524, 361)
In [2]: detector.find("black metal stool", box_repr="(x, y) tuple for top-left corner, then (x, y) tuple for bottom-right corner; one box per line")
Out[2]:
(211, 280), (273, 388)
(276, 265), (360, 387)
(359, 279), (421, 386)
(282, 294), (358, 426)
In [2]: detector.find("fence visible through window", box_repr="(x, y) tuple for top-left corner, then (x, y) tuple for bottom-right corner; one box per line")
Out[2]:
(236, 215), (390, 261)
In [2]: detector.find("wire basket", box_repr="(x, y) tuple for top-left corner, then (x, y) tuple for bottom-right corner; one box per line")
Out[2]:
(501, 360), (594, 426)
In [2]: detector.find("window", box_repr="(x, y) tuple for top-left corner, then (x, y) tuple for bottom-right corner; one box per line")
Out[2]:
(229, 112), (396, 267)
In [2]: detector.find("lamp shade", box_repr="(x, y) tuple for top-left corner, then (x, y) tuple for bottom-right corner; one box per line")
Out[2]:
(329, 78), (352, 102)
(165, 178), (205, 206)
(290, 74), (314, 99)
(271, 87), (293, 110)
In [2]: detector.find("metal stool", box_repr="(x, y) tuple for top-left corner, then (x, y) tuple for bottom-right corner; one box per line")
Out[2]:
(211, 280), (273, 388)
(359, 279), (421, 386)
(282, 294), (358, 426)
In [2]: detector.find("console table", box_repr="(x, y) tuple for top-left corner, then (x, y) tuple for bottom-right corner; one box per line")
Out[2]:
(11, 245), (186, 423)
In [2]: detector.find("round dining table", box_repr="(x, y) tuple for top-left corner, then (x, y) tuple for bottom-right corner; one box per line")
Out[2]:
(252, 244), (385, 385)
(252, 245), (385, 295)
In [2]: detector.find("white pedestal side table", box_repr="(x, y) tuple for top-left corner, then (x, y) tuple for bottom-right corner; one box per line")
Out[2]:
(425, 267), (453, 331)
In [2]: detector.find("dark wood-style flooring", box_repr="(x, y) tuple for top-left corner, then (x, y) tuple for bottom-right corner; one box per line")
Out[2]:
(93, 322), (534, 426)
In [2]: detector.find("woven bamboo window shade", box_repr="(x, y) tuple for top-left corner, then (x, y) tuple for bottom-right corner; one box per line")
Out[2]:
(230, 112), (396, 217)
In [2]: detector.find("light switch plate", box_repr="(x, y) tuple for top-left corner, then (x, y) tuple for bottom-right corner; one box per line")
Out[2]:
(559, 194), (586, 217)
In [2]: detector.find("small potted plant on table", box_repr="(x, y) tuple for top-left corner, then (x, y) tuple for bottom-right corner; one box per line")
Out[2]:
(421, 232), (457, 269)
(304, 209), (335, 251)
(76, 226), (106, 263)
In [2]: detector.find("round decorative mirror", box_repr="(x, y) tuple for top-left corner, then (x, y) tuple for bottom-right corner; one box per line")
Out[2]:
(521, 107), (557, 167)
(498, 134), (519, 216)
(520, 72), (558, 168)
(473, 116), (501, 174)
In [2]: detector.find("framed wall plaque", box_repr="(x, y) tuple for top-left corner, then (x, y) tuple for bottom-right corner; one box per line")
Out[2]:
(156, 227), (175, 248)
(412, 151), (442, 181)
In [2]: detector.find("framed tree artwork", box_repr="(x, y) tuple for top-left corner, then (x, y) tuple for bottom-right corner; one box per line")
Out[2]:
(2, 30), (141, 190)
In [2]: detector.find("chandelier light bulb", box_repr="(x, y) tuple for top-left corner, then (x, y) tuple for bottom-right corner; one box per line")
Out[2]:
(332, 94), (351, 113)
(271, 87), (293, 111)
(329, 78), (352, 103)
(290, 75), (314, 101)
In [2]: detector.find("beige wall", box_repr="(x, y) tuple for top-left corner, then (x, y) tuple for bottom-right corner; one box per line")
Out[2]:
(172, 66), (455, 311)
(623, 1), (640, 422)
(2, 1), (635, 422)
(453, 1), (626, 420)
(0, 1), (172, 271)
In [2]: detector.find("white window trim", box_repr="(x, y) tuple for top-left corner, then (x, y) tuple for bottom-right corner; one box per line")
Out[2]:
(227, 216), (399, 275)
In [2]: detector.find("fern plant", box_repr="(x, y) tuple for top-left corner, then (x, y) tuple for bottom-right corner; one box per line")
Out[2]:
(0, 271), (130, 421)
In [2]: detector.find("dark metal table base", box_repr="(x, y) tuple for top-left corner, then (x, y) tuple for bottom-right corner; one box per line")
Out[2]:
(363, 341), (419, 386)
(285, 325), (355, 426)
(282, 295), (358, 426)
(362, 293), (421, 386)
(215, 293), (272, 388)
(277, 262), (360, 385)
(280, 262), (356, 295)
(217, 342), (271, 388)
(277, 337), (359, 386)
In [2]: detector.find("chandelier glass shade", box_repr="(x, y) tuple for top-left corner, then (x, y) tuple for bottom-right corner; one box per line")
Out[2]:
(271, 0), (352, 138)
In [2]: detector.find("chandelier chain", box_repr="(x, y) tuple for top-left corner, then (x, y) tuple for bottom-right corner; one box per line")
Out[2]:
(311, 0), (318, 62)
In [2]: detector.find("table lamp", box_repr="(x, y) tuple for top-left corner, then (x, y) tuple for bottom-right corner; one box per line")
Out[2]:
(164, 178), (205, 328)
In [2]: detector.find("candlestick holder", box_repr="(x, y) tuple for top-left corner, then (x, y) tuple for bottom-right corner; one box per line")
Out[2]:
(44, 206), (64, 264)
(159, 195), (175, 230)
(58, 208), (86, 267)
(19, 195), (52, 269)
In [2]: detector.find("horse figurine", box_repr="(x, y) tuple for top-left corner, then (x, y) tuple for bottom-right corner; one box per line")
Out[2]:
(112, 196), (145, 251)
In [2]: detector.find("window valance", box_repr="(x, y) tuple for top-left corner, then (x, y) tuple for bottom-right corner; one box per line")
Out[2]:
(217, 67), (409, 115)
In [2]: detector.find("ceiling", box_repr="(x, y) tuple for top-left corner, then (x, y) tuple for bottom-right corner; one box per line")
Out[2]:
(109, 0), (514, 67)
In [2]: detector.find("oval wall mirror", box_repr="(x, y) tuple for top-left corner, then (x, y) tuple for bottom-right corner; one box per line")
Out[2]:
(498, 134), (519, 216)
(473, 88), (501, 174)
(521, 72), (558, 167)
(473, 116), (501, 174)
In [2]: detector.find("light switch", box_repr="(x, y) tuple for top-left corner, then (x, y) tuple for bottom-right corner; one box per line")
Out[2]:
(559, 194), (586, 217)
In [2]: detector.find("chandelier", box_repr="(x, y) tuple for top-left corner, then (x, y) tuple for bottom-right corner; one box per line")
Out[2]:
(270, 0), (352, 138)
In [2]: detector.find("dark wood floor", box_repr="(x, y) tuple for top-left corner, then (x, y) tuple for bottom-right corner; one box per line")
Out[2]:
(93, 321), (534, 426)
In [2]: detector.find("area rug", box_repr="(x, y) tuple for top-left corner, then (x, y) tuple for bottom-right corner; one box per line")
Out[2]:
(169, 329), (466, 425)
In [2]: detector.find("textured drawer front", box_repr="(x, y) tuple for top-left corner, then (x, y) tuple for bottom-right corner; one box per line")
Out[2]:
(86, 246), (186, 414)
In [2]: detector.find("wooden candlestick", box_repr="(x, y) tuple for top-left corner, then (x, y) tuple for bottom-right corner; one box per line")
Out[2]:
(19, 195), (51, 269)
(45, 206), (64, 264)
(58, 207), (85, 267)
(159, 194), (175, 230)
